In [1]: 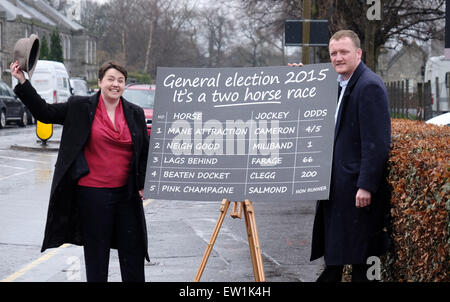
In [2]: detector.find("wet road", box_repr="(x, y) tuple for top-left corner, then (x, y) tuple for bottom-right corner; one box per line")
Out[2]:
(0, 125), (323, 282)
(0, 125), (61, 280)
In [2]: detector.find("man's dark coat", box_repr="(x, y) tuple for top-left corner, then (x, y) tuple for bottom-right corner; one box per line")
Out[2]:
(14, 81), (150, 260)
(310, 62), (391, 265)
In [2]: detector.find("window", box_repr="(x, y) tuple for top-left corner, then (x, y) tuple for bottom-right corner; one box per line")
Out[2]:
(4, 85), (15, 97)
(62, 36), (71, 60)
(67, 37), (71, 60)
(0, 22), (3, 49)
(0, 83), (9, 96)
(89, 40), (93, 64)
(62, 36), (66, 59)
(85, 40), (89, 63)
(93, 40), (96, 64)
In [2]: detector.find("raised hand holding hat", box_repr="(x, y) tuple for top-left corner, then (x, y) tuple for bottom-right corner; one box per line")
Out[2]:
(13, 34), (40, 79)
(10, 61), (26, 85)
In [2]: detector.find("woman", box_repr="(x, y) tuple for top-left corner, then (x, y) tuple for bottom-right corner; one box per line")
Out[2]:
(10, 60), (149, 282)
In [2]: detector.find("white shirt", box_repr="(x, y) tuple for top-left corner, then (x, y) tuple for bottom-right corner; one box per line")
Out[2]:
(335, 74), (352, 123)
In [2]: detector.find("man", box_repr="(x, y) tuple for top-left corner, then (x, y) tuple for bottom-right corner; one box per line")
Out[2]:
(310, 30), (391, 282)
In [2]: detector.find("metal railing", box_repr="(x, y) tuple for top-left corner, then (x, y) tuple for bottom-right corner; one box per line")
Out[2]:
(385, 80), (432, 121)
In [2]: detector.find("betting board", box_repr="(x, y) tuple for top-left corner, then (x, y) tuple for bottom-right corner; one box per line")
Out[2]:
(143, 64), (338, 202)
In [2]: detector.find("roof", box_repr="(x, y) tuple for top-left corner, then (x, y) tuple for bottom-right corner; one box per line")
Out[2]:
(30, 0), (83, 31)
(387, 42), (427, 69)
(0, 0), (33, 21)
(0, 0), (82, 30)
(16, 0), (56, 26)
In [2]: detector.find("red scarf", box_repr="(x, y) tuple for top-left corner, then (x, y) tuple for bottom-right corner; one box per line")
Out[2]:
(78, 94), (133, 188)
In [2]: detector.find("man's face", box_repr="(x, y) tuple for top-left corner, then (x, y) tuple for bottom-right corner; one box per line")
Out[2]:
(329, 37), (362, 80)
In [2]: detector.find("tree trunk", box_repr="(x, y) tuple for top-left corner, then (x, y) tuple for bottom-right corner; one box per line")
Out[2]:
(144, 1), (159, 73)
(144, 19), (155, 73)
(364, 21), (376, 71)
(120, 28), (127, 65)
(302, 0), (311, 64)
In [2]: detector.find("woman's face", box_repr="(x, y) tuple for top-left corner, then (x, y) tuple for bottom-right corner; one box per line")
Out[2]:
(98, 68), (126, 102)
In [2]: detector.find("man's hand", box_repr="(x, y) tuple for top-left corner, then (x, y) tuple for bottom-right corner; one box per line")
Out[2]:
(356, 188), (371, 208)
(139, 189), (144, 200)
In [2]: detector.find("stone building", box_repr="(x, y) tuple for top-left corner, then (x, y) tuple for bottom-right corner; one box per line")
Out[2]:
(377, 42), (428, 92)
(377, 38), (445, 92)
(0, 0), (97, 85)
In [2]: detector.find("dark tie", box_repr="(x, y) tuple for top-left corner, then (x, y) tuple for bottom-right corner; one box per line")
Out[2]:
(337, 85), (342, 103)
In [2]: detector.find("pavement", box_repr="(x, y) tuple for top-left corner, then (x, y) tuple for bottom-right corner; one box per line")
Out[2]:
(10, 140), (60, 152)
(5, 133), (324, 283)
(4, 198), (323, 283)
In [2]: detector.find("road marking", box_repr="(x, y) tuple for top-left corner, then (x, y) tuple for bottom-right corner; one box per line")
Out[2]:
(0, 149), (55, 158)
(0, 164), (26, 170)
(0, 169), (37, 181)
(143, 198), (153, 207)
(0, 199), (155, 282)
(0, 155), (47, 164)
(0, 244), (71, 282)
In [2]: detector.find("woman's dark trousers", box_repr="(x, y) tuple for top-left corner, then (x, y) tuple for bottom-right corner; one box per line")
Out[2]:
(76, 186), (145, 282)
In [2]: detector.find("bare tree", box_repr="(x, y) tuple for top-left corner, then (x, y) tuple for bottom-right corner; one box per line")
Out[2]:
(144, 0), (201, 75)
(81, 0), (201, 75)
(318, 0), (445, 69)
(237, 2), (287, 66)
(80, 0), (106, 36)
(241, 0), (445, 70)
(143, 0), (161, 73)
(98, 0), (142, 65)
(199, 7), (234, 67)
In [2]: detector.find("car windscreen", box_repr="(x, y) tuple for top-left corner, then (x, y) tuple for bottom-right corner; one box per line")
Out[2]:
(70, 80), (89, 96)
(122, 89), (155, 108)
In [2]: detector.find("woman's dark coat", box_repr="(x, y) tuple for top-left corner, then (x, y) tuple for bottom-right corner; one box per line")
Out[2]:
(14, 81), (150, 261)
(310, 62), (391, 265)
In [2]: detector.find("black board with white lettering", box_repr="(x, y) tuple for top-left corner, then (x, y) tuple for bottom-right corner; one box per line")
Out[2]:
(143, 64), (338, 202)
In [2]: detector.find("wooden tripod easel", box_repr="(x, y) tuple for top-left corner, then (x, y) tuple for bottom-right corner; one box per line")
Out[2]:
(194, 199), (265, 282)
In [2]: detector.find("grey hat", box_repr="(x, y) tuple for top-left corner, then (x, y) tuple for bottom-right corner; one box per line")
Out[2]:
(13, 34), (40, 79)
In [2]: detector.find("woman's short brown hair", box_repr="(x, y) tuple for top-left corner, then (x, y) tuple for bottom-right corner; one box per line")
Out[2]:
(330, 30), (361, 49)
(98, 60), (128, 81)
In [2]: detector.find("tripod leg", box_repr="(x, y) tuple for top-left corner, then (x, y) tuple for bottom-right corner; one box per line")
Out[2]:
(194, 199), (230, 282)
(243, 201), (259, 281)
(243, 200), (266, 282)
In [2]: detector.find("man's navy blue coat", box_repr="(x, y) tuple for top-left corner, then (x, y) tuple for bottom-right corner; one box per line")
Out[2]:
(310, 62), (392, 265)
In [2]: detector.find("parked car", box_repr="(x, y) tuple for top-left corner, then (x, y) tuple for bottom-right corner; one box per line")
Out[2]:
(426, 112), (450, 126)
(122, 84), (155, 135)
(69, 77), (91, 96)
(0, 80), (31, 128)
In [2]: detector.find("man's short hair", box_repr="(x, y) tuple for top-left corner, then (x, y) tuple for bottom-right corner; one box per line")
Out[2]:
(330, 30), (361, 49)
(98, 60), (128, 81)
